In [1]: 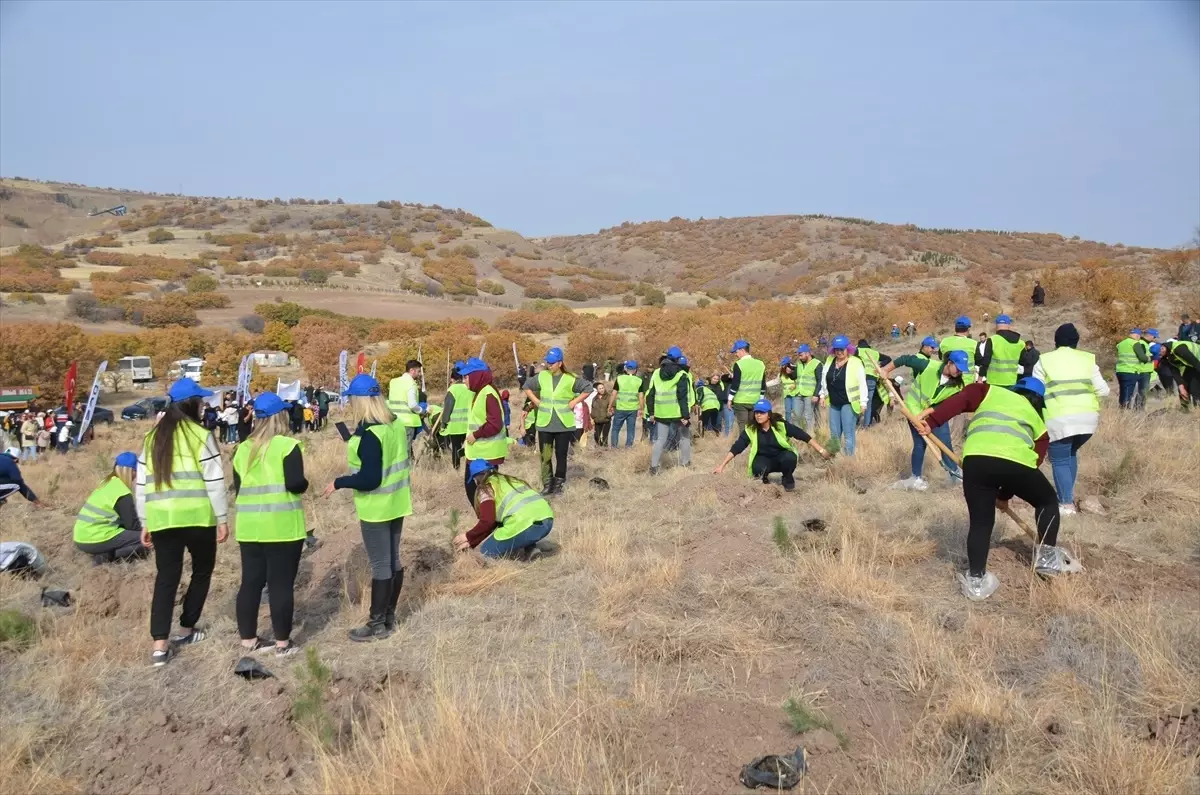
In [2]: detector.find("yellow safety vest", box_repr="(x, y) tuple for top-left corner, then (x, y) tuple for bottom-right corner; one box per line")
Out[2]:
(142, 422), (216, 532)
(465, 384), (508, 460)
(732, 356), (765, 405)
(73, 476), (131, 545)
(488, 476), (555, 542)
(387, 372), (422, 427)
(1039, 348), (1099, 421)
(650, 369), (685, 419)
(963, 386), (1045, 468)
(1115, 337), (1141, 375)
(440, 383), (472, 435)
(746, 421), (792, 476)
(233, 436), (306, 543)
(987, 336), (1023, 387)
(827, 357), (866, 415)
(795, 358), (821, 397)
(534, 371), (577, 428)
(347, 422), (412, 522)
(613, 374), (643, 412)
(939, 335), (976, 362)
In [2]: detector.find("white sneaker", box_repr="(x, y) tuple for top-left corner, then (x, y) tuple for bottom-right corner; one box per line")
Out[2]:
(911, 477), (929, 491)
(957, 571), (1000, 601)
(1058, 503), (1077, 516)
(890, 477), (916, 490)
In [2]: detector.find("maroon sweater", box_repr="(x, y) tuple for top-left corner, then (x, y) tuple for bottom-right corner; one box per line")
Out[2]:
(926, 383), (1048, 466)
(465, 488), (498, 547)
(465, 369), (506, 473)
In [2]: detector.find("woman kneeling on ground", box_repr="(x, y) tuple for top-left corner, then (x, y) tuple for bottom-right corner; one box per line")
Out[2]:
(453, 459), (554, 559)
(712, 398), (830, 490)
(232, 393), (308, 658)
(322, 374), (411, 642)
(73, 451), (149, 564)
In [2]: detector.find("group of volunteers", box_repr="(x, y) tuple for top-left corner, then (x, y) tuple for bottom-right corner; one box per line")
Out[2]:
(9, 308), (1193, 669)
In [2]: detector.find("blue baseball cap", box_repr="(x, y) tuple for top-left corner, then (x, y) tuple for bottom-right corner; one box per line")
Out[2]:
(831, 335), (850, 350)
(624, 360), (637, 370)
(695, 378), (704, 387)
(996, 314), (1013, 325)
(730, 339), (749, 353)
(780, 356), (792, 366)
(945, 350), (970, 371)
(544, 347), (563, 364)
(343, 374), (381, 397)
(168, 377), (212, 402)
(467, 459), (495, 479)
(1146, 328), (1159, 338)
(252, 392), (289, 418)
(457, 357), (489, 375)
(752, 398), (772, 413)
(796, 344), (811, 354)
(1150, 343), (1162, 358)
(1130, 328), (1142, 335)
(677, 355), (689, 366)
(454, 360), (466, 370)
(666, 345), (683, 360)
(1015, 377), (1045, 398)
(114, 451), (138, 469)
(955, 315), (972, 329)
(921, 336), (939, 349)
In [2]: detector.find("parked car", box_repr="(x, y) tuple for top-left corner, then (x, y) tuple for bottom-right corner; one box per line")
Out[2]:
(121, 397), (170, 420)
(51, 405), (114, 424)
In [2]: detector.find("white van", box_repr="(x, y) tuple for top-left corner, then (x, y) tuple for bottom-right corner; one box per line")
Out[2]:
(118, 356), (154, 383)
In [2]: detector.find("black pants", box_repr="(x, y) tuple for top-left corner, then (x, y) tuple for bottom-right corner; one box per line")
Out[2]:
(236, 540), (304, 641)
(962, 455), (1059, 577)
(149, 526), (217, 641)
(751, 450), (798, 487)
(593, 421), (610, 446)
(444, 433), (465, 470)
(539, 430), (572, 484)
(701, 409), (720, 435)
(76, 530), (146, 561)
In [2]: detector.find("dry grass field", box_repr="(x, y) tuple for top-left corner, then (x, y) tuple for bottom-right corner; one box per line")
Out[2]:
(1, 392), (1196, 794)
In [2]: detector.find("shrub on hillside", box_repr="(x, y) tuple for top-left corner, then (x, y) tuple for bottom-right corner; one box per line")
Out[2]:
(133, 298), (200, 328)
(9, 292), (46, 305)
(187, 274), (218, 293)
(68, 293), (124, 323)
(495, 302), (580, 334)
(147, 228), (175, 244)
(478, 279), (506, 295)
(240, 315), (266, 333)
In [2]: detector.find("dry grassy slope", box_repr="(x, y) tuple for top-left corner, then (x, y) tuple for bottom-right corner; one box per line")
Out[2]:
(537, 215), (1167, 294)
(1, 393), (1197, 794)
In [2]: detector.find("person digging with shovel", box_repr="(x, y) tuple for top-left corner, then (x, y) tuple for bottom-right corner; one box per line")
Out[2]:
(914, 377), (1079, 600)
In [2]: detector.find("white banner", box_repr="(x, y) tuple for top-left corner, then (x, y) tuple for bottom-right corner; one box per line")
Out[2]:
(237, 354), (255, 404)
(338, 350), (349, 406)
(276, 379), (302, 401)
(370, 360), (377, 378)
(76, 361), (107, 444)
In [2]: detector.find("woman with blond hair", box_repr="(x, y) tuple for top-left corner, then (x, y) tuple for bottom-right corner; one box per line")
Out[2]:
(232, 393), (308, 658)
(322, 374), (411, 642)
(73, 451), (148, 564)
(137, 378), (229, 667)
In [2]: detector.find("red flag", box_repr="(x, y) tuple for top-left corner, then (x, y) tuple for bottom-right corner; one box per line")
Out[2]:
(64, 361), (79, 413)
(356, 352), (366, 374)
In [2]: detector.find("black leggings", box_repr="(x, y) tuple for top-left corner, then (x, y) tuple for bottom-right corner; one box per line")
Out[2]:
(701, 409), (720, 434)
(236, 540), (304, 641)
(751, 450), (798, 485)
(962, 455), (1059, 576)
(443, 433), (465, 470)
(593, 421), (610, 446)
(539, 430), (572, 483)
(149, 526), (217, 641)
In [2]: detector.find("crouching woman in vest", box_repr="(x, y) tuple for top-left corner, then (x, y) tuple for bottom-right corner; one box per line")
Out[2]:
(915, 377), (1076, 601)
(232, 393), (308, 657)
(73, 451), (149, 564)
(137, 378), (229, 667)
(453, 459), (553, 559)
(322, 374), (411, 642)
(712, 399), (830, 491)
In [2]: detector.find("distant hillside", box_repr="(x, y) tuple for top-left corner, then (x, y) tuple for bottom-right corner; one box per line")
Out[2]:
(537, 215), (1164, 300)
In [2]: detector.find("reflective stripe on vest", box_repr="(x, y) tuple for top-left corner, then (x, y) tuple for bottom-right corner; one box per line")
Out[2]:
(962, 387), (1045, 468)
(1115, 337), (1141, 375)
(387, 373), (422, 427)
(490, 477), (554, 542)
(347, 422), (412, 522)
(650, 370), (684, 419)
(72, 476), (131, 545)
(987, 336), (1023, 386)
(614, 374), (643, 411)
(1039, 348), (1100, 421)
(795, 358), (821, 396)
(857, 347), (881, 374)
(828, 357), (865, 415)
(746, 421), (792, 476)
(466, 384), (507, 460)
(904, 362), (964, 415)
(732, 356), (765, 405)
(142, 423), (217, 532)
(233, 435), (306, 542)
(780, 374), (799, 397)
(1171, 341), (1199, 373)
(698, 384), (721, 411)
(534, 371), (577, 428)
(440, 383), (472, 435)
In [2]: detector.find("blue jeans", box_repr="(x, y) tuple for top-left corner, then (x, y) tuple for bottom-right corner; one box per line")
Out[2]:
(1116, 373), (1140, 409)
(783, 396), (799, 425)
(797, 396), (817, 430)
(610, 409), (638, 447)
(720, 406), (735, 436)
(20, 445), (37, 463)
(1048, 434), (1091, 505)
(860, 380), (878, 428)
(479, 518), (553, 558)
(909, 423), (959, 479)
(828, 403), (857, 456)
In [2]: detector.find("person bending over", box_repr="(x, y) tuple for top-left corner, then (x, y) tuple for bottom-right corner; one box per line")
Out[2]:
(454, 460), (554, 559)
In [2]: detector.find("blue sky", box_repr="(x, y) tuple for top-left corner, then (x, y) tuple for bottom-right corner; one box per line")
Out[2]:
(1, 1), (1197, 246)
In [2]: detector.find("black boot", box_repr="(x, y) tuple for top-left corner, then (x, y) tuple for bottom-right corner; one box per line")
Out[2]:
(349, 578), (393, 642)
(541, 477), (561, 496)
(384, 569), (404, 631)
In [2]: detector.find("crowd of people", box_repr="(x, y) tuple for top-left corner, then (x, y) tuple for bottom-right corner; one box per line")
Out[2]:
(1, 405), (93, 461)
(1, 307), (1197, 666)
